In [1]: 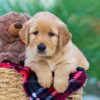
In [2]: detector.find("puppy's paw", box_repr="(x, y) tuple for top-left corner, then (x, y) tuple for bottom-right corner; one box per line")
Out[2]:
(54, 75), (69, 93)
(38, 72), (53, 88)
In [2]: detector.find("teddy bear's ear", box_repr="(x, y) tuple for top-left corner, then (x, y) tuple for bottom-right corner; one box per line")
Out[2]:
(8, 22), (23, 37)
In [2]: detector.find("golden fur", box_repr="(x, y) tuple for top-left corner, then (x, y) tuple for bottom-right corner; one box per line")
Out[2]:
(19, 12), (89, 93)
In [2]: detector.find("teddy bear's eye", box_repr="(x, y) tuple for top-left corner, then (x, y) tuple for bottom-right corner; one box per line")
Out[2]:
(33, 31), (38, 35)
(48, 32), (55, 37)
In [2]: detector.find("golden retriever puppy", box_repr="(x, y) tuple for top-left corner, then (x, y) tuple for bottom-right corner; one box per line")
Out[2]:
(19, 12), (89, 93)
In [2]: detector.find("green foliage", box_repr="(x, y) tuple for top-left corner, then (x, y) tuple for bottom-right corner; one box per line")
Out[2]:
(0, 0), (100, 81)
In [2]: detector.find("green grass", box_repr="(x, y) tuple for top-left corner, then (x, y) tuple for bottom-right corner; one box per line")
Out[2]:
(0, 0), (100, 94)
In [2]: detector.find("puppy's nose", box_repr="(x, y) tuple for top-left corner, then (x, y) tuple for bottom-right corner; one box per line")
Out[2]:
(37, 43), (46, 52)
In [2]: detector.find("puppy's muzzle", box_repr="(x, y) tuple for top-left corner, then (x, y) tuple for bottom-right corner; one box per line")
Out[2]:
(37, 43), (46, 53)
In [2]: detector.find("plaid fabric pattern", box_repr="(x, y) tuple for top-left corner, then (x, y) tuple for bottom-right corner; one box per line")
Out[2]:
(0, 61), (87, 100)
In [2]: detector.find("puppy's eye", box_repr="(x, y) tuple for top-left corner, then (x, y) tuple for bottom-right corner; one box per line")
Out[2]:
(33, 31), (38, 35)
(48, 32), (55, 37)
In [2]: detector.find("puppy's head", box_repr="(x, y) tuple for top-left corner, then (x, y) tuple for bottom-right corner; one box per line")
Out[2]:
(19, 12), (72, 57)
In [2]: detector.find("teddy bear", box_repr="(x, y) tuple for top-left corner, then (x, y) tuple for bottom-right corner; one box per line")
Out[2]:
(0, 12), (31, 64)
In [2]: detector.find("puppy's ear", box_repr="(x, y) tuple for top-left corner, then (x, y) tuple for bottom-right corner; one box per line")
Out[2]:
(19, 22), (29, 45)
(58, 23), (72, 49)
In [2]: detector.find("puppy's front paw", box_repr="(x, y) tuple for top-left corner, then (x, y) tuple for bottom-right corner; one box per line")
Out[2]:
(38, 72), (53, 88)
(54, 75), (69, 93)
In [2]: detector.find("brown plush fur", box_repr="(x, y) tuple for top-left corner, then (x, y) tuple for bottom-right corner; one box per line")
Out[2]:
(0, 12), (31, 63)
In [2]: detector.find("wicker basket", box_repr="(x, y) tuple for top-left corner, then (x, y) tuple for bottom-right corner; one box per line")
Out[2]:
(67, 88), (83, 100)
(0, 68), (28, 100)
(0, 68), (83, 100)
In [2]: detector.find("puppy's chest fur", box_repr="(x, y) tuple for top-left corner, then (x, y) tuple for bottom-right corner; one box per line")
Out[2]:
(47, 60), (56, 71)
(46, 51), (73, 71)
(46, 55), (62, 71)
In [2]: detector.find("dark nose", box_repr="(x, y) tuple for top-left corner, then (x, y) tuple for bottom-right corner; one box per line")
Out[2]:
(37, 43), (46, 52)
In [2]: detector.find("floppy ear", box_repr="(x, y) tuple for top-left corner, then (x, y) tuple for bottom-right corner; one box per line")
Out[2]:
(19, 22), (29, 45)
(58, 23), (72, 49)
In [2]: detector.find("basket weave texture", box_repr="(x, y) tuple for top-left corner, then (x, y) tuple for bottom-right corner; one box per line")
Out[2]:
(0, 68), (83, 100)
(67, 88), (83, 100)
(0, 68), (28, 100)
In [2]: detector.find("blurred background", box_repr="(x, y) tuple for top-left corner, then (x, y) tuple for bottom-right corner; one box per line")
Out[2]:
(0, 0), (100, 99)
